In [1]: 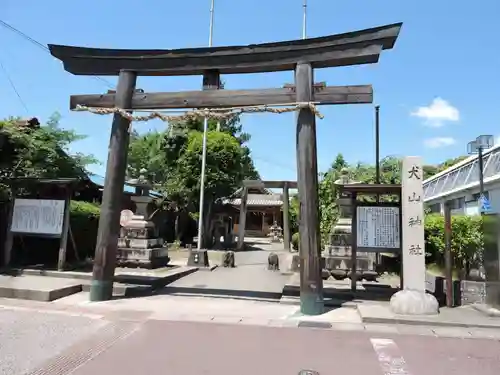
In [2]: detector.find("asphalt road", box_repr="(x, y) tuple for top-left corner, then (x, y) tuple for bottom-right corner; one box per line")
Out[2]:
(3, 309), (498, 375)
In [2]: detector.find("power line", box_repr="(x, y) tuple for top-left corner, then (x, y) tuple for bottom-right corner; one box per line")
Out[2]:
(0, 58), (30, 113)
(0, 19), (115, 89)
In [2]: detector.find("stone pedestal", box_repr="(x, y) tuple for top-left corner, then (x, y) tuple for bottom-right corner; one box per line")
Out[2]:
(117, 222), (170, 269)
(117, 177), (169, 269)
(116, 246), (170, 269)
(390, 289), (439, 315)
(187, 250), (210, 267)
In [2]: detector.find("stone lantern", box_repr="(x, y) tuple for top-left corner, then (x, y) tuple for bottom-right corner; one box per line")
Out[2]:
(116, 169), (170, 268)
(324, 168), (375, 280)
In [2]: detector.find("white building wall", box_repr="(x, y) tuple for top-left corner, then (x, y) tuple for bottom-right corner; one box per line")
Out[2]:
(425, 180), (500, 216)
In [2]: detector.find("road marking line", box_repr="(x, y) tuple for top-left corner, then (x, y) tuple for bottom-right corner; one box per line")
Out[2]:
(370, 338), (412, 375)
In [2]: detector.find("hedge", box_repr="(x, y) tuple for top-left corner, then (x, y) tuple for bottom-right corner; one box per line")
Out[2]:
(291, 214), (484, 274)
(425, 213), (483, 271)
(69, 200), (100, 261)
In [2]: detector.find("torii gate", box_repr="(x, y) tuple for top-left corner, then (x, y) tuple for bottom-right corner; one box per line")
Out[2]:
(48, 22), (402, 315)
(237, 179), (298, 250)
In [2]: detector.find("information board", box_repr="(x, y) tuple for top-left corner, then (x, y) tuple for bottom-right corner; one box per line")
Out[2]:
(356, 206), (400, 250)
(10, 199), (66, 236)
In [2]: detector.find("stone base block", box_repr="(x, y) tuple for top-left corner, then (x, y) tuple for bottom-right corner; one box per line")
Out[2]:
(390, 289), (439, 315)
(118, 238), (164, 249)
(187, 250), (210, 267)
(116, 247), (170, 269)
(331, 269), (348, 280)
(362, 271), (378, 282)
(321, 269), (331, 280)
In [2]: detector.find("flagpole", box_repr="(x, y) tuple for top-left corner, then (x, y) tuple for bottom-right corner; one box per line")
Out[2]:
(302, 0), (307, 39)
(197, 0), (216, 251)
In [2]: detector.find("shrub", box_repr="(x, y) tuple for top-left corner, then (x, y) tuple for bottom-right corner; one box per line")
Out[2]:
(291, 232), (300, 250)
(68, 200), (100, 261)
(424, 213), (483, 272)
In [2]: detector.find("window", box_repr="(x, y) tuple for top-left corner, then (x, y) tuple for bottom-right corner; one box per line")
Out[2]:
(457, 196), (465, 208)
(473, 191), (489, 201)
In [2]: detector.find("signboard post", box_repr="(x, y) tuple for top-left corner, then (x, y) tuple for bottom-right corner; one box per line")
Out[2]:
(356, 206), (400, 252)
(390, 156), (439, 315)
(10, 199), (66, 235)
(6, 198), (70, 270)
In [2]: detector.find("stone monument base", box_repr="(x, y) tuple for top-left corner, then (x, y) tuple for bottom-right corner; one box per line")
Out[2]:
(187, 250), (210, 268)
(390, 289), (439, 315)
(116, 247), (170, 269)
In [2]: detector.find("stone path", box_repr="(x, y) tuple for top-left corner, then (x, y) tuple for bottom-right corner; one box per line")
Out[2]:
(165, 238), (292, 299)
(1, 296), (500, 375)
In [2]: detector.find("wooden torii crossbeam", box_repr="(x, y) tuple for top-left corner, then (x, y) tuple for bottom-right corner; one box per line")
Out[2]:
(238, 180), (298, 250)
(48, 22), (402, 313)
(69, 84), (373, 110)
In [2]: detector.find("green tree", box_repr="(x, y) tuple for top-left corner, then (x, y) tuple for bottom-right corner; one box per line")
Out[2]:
(126, 115), (259, 246)
(0, 113), (97, 199)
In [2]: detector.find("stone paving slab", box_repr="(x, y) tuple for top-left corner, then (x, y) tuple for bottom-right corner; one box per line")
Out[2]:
(4, 266), (199, 300)
(358, 302), (500, 329)
(0, 275), (82, 301)
(283, 273), (397, 302)
(163, 263), (289, 299)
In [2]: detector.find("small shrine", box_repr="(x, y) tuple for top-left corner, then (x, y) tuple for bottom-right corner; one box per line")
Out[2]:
(116, 169), (169, 268)
(325, 168), (376, 280)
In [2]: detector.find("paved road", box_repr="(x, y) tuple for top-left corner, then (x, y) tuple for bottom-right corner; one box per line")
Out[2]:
(1, 305), (499, 375)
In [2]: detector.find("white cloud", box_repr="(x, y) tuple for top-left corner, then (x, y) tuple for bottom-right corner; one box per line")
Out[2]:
(424, 137), (456, 148)
(411, 97), (460, 127)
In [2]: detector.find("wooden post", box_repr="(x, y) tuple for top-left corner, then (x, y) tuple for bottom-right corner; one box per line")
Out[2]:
(3, 194), (15, 267)
(90, 70), (137, 302)
(57, 187), (71, 271)
(350, 193), (358, 292)
(295, 62), (324, 315)
(282, 182), (290, 250)
(237, 187), (248, 250)
(444, 200), (453, 307)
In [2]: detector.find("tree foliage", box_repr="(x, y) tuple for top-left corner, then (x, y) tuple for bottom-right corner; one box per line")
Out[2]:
(127, 116), (258, 208)
(0, 113), (97, 200)
(127, 115), (259, 246)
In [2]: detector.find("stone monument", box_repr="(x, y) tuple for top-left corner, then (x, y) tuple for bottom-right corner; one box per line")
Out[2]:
(390, 157), (439, 315)
(325, 168), (376, 280)
(117, 169), (170, 268)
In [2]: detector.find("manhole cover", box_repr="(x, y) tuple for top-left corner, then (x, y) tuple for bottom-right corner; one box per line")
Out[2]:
(298, 371), (319, 375)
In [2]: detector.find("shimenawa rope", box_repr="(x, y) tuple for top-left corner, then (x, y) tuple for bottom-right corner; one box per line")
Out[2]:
(73, 102), (324, 122)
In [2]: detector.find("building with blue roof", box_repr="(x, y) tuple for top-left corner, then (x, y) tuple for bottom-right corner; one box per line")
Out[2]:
(88, 174), (163, 198)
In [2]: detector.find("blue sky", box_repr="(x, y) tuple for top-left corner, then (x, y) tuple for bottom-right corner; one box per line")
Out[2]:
(2, 0), (500, 181)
